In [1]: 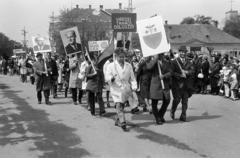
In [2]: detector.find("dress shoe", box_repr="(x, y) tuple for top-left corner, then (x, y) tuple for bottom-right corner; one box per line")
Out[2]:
(179, 117), (189, 122)
(121, 122), (127, 130)
(170, 112), (175, 120)
(46, 101), (52, 105)
(143, 107), (148, 112)
(115, 118), (120, 126)
(38, 101), (41, 104)
(155, 118), (163, 125)
(74, 102), (78, 105)
(160, 117), (166, 123)
(131, 107), (140, 114)
(107, 102), (110, 108)
(79, 100), (82, 104)
(100, 111), (106, 116)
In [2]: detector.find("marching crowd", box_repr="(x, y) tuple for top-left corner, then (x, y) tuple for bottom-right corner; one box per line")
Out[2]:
(0, 45), (240, 131)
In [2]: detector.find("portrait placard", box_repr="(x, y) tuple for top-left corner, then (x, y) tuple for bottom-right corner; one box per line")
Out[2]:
(32, 35), (51, 53)
(112, 13), (137, 32)
(60, 27), (82, 56)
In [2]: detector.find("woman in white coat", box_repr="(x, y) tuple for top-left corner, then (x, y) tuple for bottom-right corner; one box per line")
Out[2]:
(106, 48), (137, 130)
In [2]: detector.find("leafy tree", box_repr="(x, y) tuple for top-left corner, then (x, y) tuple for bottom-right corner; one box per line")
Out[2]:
(180, 17), (195, 24)
(131, 32), (141, 51)
(223, 16), (240, 39)
(180, 15), (218, 27)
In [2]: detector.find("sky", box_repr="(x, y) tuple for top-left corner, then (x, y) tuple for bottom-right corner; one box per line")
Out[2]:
(0, 0), (239, 47)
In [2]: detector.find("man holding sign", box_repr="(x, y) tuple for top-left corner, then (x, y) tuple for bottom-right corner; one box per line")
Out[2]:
(137, 15), (172, 124)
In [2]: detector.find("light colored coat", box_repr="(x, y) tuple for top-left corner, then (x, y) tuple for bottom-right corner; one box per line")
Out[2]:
(106, 60), (137, 103)
(18, 59), (27, 74)
(80, 61), (89, 90)
(69, 57), (82, 88)
(103, 60), (111, 91)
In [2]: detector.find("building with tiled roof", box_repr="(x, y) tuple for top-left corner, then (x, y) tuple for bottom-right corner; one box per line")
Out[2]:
(164, 24), (240, 57)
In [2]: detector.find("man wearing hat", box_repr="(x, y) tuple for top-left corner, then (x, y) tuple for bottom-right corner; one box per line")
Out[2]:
(170, 46), (195, 122)
(33, 52), (52, 105)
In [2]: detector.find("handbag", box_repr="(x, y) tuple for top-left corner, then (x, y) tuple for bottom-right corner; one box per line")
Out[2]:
(197, 69), (204, 78)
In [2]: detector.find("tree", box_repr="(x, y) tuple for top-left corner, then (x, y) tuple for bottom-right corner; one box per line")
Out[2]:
(180, 15), (218, 27)
(223, 16), (240, 39)
(180, 17), (195, 24)
(131, 32), (141, 51)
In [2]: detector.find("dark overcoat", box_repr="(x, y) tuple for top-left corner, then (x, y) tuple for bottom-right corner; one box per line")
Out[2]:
(137, 60), (152, 99)
(210, 62), (221, 88)
(33, 60), (51, 91)
(63, 60), (70, 82)
(85, 65), (105, 93)
(147, 57), (172, 100)
(197, 60), (209, 86)
(171, 58), (195, 98)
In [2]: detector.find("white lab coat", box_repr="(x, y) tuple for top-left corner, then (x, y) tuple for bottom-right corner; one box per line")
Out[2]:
(106, 60), (137, 103)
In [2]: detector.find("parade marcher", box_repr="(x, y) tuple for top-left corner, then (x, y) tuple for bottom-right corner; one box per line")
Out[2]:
(170, 46), (195, 122)
(46, 52), (59, 99)
(25, 55), (36, 85)
(85, 56), (106, 116)
(63, 56), (70, 98)
(80, 56), (89, 108)
(197, 55), (209, 94)
(106, 48), (137, 130)
(209, 55), (222, 95)
(137, 56), (152, 114)
(69, 54), (83, 105)
(103, 56), (113, 107)
(146, 54), (172, 124)
(18, 56), (27, 83)
(33, 53), (52, 105)
(57, 57), (64, 92)
(9, 58), (14, 76)
(2, 58), (8, 75)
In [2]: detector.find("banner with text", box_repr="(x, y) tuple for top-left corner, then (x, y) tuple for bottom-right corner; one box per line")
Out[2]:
(88, 40), (109, 52)
(112, 13), (137, 32)
(137, 15), (170, 57)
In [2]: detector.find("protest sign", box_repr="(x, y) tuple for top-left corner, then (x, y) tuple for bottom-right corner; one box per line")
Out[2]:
(88, 40), (109, 52)
(137, 15), (170, 57)
(32, 35), (51, 53)
(112, 13), (137, 32)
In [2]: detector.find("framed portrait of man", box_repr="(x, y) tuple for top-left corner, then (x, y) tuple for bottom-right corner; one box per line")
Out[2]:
(60, 27), (82, 56)
(32, 35), (51, 53)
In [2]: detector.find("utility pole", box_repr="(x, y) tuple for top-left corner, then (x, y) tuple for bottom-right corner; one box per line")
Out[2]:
(230, 0), (234, 11)
(21, 27), (28, 51)
(125, 0), (135, 13)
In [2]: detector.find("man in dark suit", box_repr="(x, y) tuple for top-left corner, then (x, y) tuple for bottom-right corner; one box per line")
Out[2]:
(46, 52), (59, 98)
(65, 30), (82, 55)
(33, 37), (51, 51)
(170, 46), (195, 122)
(33, 52), (52, 105)
(147, 53), (172, 125)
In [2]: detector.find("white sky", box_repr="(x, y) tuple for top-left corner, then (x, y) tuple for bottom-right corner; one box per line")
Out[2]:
(0, 0), (239, 47)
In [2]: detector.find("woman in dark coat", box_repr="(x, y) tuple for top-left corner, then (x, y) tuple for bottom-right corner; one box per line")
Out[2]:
(209, 55), (222, 95)
(86, 56), (105, 116)
(197, 55), (209, 94)
(137, 56), (152, 113)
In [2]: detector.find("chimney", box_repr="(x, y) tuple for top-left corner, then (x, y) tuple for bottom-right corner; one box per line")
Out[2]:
(165, 20), (168, 25)
(100, 5), (103, 10)
(89, 5), (91, 9)
(119, 3), (122, 9)
(76, 5), (79, 8)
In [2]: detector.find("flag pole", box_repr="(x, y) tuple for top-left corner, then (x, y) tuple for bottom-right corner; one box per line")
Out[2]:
(85, 47), (96, 73)
(157, 60), (165, 89)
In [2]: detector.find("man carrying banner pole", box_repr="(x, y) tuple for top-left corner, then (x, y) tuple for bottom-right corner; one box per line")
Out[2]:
(170, 46), (195, 122)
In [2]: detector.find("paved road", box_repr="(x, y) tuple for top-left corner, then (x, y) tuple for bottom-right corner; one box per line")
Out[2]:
(0, 75), (240, 158)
